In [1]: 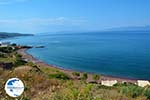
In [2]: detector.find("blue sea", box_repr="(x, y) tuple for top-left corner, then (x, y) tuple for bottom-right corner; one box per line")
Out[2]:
(3, 31), (150, 79)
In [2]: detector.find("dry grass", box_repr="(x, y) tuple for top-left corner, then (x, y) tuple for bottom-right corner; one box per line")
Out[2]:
(1, 65), (150, 100)
(1, 49), (150, 100)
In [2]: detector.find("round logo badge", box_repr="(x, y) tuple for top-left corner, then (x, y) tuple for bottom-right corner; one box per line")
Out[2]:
(5, 78), (24, 97)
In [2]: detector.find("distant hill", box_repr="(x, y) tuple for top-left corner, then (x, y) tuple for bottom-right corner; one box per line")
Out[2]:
(107, 26), (150, 32)
(37, 26), (150, 35)
(0, 32), (33, 39)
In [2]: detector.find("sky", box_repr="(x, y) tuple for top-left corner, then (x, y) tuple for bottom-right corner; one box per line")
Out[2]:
(0, 0), (150, 33)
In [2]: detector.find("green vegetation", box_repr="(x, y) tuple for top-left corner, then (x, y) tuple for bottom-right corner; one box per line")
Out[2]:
(144, 88), (150, 99)
(116, 83), (143, 98)
(0, 46), (14, 53)
(50, 82), (100, 100)
(13, 59), (27, 67)
(72, 72), (80, 76)
(48, 72), (70, 80)
(0, 46), (150, 100)
(1, 64), (150, 100)
(93, 74), (100, 81)
(0, 46), (27, 67)
(81, 73), (88, 80)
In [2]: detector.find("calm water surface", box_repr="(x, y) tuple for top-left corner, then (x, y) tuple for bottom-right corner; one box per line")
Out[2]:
(3, 32), (150, 79)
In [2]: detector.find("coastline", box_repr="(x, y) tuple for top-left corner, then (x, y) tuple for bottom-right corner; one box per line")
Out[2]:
(17, 48), (137, 83)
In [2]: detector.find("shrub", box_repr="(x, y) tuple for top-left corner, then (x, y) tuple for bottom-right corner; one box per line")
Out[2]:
(16, 54), (22, 59)
(26, 62), (36, 67)
(131, 87), (143, 98)
(119, 84), (144, 98)
(13, 59), (27, 67)
(0, 53), (5, 57)
(81, 73), (88, 80)
(93, 74), (100, 81)
(23, 97), (30, 100)
(144, 89), (150, 99)
(0, 47), (13, 53)
(50, 83), (100, 100)
(72, 72), (80, 77)
(48, 72), (70, 80)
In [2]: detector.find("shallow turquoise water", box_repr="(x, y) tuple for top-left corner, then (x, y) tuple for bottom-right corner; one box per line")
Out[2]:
(3, 31), (150, 79)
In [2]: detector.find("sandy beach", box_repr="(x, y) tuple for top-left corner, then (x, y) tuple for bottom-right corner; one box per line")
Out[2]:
(17, 48), (137, 83)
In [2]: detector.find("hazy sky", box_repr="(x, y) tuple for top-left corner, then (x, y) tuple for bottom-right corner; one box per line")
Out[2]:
(0, 0), (150, 33)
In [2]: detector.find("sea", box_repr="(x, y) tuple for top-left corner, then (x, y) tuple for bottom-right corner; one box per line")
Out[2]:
(3, 31), (150, 79)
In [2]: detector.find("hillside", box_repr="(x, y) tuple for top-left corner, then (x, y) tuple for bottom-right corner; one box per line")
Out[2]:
(0, 46), (150, 100)
(0, 32), (33, 39)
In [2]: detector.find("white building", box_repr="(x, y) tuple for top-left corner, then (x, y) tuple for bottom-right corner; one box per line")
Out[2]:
(137, 80), (150, 87)
(0, 41), (11, 47)
(101, 80), (118, 86)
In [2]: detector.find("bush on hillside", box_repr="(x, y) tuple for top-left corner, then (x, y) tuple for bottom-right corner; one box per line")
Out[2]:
(13, 59), (27, 67)
(81, 73), (88, 80)
(144, 88), (150, 99)
(72, 72), (80, 77)
(93, 74), (100, 81)
(48, 72), (70, 80)
(0, 47), (14, 53)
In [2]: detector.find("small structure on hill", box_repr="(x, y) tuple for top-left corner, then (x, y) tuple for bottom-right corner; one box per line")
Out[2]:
(101, 80), (117, 86)
(0, 41), (11, 47)
(137, 80), (150, 87)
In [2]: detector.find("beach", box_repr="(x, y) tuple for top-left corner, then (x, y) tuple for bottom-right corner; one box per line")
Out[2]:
(7, 32), (150, 80)
(17, 48), (137, 84)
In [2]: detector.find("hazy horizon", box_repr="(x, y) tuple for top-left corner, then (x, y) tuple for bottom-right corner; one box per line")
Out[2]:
(0, 0), (150, 33)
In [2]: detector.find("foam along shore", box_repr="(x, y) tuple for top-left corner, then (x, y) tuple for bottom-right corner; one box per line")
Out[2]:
(17, 48), (150, 87)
